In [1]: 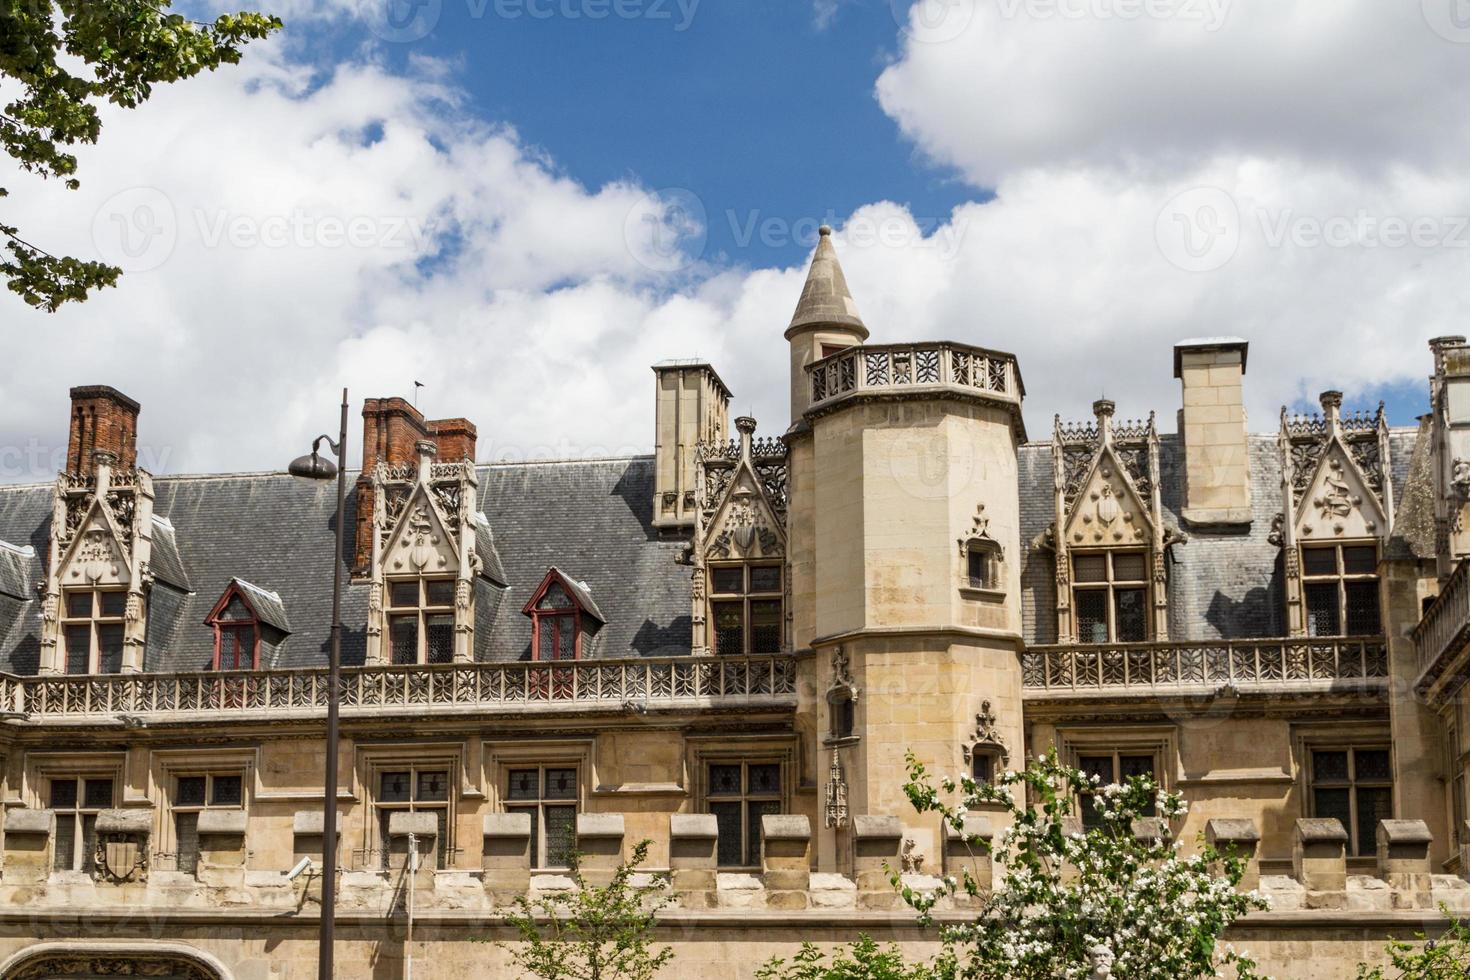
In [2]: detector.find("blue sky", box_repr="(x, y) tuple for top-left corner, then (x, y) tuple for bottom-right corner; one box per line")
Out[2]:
(0, 0), (1457, 477)
(322, 0), (982, 266)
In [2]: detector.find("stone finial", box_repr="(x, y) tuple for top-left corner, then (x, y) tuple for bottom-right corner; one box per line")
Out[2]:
(735, 416), (757, 460)
(1323, 387), (1346, 423)
(416, 440), (438, 461)
(1092, 399), (1116, 419)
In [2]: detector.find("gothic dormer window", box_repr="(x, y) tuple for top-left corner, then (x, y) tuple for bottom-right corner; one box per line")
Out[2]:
(204, 579), (291, 671)
(1073, 551), (1149, 644)
(522, 569), (605, 662)
(388, 578), (455, 665)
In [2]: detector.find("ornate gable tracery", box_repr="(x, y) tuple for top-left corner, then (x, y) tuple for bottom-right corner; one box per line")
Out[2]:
(366, 443), (480, 664)
(1273, 392), (1395, 638)
(42, 451), (155, 674)
(1044, 401), (1175, 643)
(690, 417), (789, 655)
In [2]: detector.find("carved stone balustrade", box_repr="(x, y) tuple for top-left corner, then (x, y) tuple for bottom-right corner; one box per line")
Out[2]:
(805, 343), (1024, 429)
(6, 654), (798, 721)
(1022, 637), (1388, 699)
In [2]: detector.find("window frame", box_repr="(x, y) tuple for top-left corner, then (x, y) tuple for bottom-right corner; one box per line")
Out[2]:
(1059, 727), (1174, 829)
(705, 759), (784, 870)
(1300, 542), (1382, 638)
(708, 562), (784, 656)
(47, 773), (116, 873)
(1071, 550), (1151, 644)
(170, 771), (245, 874)
(60, 587), (127, 675)
(503, 763), (580, 871)
(372, 763), (454, 870)
(1306, 744), (1393, 858)
(530, 594), (581, 663)
(386, 576), (457, 665)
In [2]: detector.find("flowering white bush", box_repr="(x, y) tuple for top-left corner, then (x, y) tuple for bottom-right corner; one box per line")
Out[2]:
(901, 751), (1269, 980)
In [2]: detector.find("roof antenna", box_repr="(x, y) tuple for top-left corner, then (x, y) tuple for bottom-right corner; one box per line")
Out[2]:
(413, 381), (424, 410)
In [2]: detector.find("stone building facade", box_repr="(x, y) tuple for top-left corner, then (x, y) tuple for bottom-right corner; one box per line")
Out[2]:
(0, 227), (1467, 977)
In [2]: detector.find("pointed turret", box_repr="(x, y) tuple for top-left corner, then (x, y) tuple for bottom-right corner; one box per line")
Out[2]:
(785, 225), (871, 424)
(786, 226), (869, 337)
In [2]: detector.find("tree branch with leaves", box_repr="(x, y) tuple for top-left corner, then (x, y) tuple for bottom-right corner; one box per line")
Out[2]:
(0, 0), (280, 310)
(495, 838), (675, 980)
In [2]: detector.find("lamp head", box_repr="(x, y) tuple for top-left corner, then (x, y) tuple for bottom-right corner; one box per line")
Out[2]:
(288, 451), (338, 481)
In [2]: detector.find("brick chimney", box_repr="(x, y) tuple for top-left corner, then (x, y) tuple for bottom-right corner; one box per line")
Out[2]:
(1174, 338), (1252, 528)
(353, 398), (478, 576)
(67, 386), (140, 480)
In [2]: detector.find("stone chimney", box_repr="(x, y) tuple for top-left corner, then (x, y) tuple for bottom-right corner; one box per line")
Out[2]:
(1174, 338), (1252, 527)
(67, 386), (141, 480)
(354, 398), (479, 575)
(652, 361), (731, 532)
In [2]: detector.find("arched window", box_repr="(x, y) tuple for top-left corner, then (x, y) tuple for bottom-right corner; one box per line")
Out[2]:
(963, 701), (1009, 788)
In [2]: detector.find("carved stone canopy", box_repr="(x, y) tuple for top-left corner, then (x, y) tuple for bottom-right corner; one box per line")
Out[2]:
(962, 700), (1009, 767)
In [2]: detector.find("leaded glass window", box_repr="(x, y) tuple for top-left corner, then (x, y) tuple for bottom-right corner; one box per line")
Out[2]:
(707, 762), (782, 867)
(1301, 544), (1381, 638)
(387, 578), (457, 664)
(376, 765), (452, 869)
(708, 564), (783, 655)
(1311, 747), (1392, 857)
(506, 766), (578, 869)
(1071, 552), (1149, 643)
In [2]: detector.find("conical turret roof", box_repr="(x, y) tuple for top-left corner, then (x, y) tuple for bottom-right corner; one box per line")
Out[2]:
(786, 225), (868, 338)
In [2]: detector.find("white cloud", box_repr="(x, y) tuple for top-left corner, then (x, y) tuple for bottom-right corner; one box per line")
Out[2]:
(1, 2), (1461, 486)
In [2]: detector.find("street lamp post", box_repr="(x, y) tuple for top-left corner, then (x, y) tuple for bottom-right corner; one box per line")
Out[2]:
(288, 387), (349, 980)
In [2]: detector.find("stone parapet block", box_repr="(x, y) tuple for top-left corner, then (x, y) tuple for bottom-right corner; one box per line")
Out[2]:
(669, 814), (718, 906)
(1293, 818), (1348, 899)
(852, 814), (903, 906)
(386, 811), (438, 881)
(482, 812), (531, 898)
(2, 809), (53, 884)
(577, 813), (626, 887)
(1206, 818), (1262, 892)
(1376, 819), (1433, 906)
(760, 815), (810, 900)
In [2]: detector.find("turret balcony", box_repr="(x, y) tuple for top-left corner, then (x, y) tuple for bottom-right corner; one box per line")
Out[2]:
(805, 342), (1024, 424)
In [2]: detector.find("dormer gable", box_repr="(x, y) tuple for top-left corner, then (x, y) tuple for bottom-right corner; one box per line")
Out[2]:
(1062, 445), (1155, 549)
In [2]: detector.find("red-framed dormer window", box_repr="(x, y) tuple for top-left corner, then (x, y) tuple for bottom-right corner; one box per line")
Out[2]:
(205, 586), (261, 671)
(522, 569), (605, 662)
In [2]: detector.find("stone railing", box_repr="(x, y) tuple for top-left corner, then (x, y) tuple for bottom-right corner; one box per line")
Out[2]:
(806, 343), (1022, 413)
(1414, 557), (1470, 686)
(4, 654), (799, 721)
(1022, 637), (1388, 695)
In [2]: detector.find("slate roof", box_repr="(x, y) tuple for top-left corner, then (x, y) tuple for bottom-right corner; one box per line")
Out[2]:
(0, 456), (691, 674)
(0, 420), (1421, 672)
(1018, 427), (1420, 645)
